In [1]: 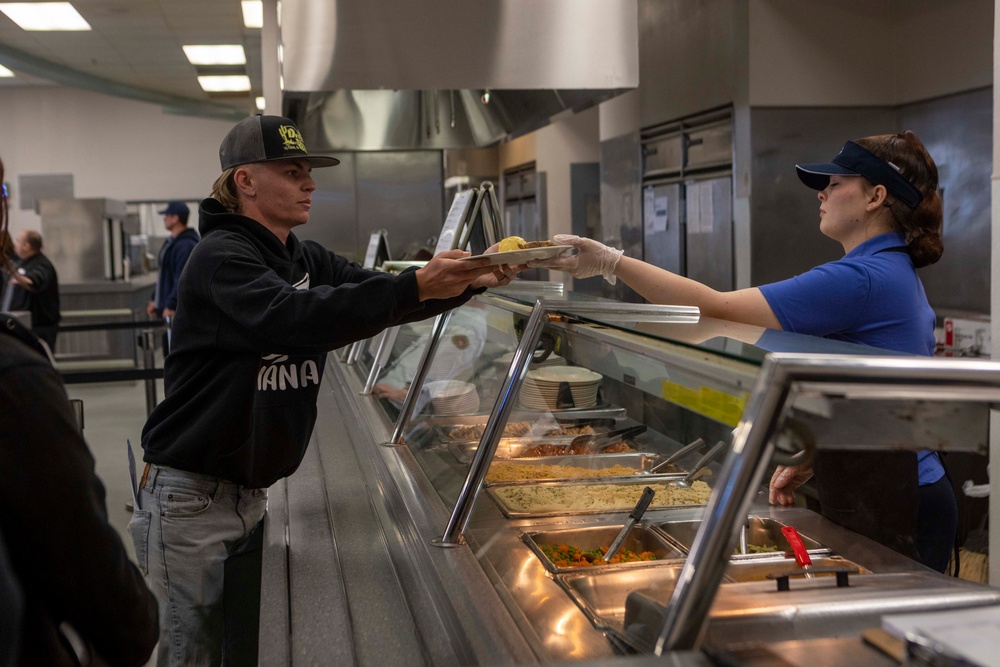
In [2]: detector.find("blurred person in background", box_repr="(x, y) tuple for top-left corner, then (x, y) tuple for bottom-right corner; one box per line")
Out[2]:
(0, 156), (159, 666)
(5, 229), (60, 351)
(531, 131), (957, 573)
(146, 200), (199, 324)
(0, 230), (15, 313)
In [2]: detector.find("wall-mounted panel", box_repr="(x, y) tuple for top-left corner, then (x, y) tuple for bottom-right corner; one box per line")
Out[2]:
(355, 152), (444, 262)
(898, 88), (991, 315)
(638, 0), (738, 127)
(297, 154), (358, 262)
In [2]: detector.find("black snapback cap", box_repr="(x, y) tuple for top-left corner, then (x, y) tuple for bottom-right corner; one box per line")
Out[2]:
(795, 141), (923, 209)
(219, 114), (340, 170)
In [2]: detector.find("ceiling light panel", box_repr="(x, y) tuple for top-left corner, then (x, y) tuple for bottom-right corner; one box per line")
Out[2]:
(182, 44), (246, 66)
(197, 75), (251, 92)
(0, 2), (91, 31)
(242, 1), (263, 28)
(0, 64), (14, 77)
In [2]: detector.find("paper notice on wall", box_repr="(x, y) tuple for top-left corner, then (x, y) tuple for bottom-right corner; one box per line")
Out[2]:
(699, 181), (715, 234)
(685, 181), (701, 234)
(652, 196), (669, 232)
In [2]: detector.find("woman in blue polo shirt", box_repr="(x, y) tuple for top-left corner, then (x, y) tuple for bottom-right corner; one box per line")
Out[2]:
(531, 131), (956, 572)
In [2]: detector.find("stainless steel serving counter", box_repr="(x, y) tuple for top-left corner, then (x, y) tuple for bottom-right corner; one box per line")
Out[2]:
(258, 292), (1000, 666)
(259, 351), (1000, 666)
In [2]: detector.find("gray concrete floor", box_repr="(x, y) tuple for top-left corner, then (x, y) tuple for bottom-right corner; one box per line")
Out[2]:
(65, 376), (164, 563)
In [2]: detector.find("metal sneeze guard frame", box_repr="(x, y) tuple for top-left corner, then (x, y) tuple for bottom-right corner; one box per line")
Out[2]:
(431, 298), (704, 546)
(650, 352), (1000, 654)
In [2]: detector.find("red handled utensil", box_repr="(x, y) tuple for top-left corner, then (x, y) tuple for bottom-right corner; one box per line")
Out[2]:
(781, 525), (815, 579)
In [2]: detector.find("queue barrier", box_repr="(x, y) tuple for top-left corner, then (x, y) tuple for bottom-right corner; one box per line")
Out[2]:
(55, 316), (167, 416)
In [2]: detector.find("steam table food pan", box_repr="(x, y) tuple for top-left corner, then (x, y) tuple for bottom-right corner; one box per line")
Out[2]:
(522, 525), (685, 574)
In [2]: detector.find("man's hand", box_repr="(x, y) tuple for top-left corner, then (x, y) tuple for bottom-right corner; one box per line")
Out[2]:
(471, 263), (523, 289)
(415, 250), (494, 301)
(146, 301), (157, 317)
(768, 465), (814, 506)
(10, 272), (33, 289)
(162, 308), (176, 319)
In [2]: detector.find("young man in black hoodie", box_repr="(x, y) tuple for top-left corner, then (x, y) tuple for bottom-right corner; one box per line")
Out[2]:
(131, 115), (510, 665)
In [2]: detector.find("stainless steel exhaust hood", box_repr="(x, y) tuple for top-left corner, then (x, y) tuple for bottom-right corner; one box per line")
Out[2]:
(279, 0), (638, 148)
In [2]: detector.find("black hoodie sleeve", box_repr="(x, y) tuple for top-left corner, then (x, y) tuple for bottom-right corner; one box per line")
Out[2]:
(187, 235), (480, 354)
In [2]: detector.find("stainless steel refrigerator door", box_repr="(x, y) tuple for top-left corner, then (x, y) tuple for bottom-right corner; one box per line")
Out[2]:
(642, 182), (683, 276)
(684, 175), (733, 292)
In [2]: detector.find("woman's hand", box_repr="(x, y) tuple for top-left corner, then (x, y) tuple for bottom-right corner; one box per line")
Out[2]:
(526, 234), (624, 284)
(415, 250), (494, 301)
(768, 465), (814, 506)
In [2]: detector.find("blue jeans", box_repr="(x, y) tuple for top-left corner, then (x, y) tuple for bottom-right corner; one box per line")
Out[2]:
(128, 465), (267, 666)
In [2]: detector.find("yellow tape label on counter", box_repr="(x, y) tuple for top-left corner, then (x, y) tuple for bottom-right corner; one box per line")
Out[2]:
(662, 381), (748, 427)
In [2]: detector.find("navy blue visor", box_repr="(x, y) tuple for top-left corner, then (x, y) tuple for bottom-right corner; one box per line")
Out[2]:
(795, 141), (923, 209)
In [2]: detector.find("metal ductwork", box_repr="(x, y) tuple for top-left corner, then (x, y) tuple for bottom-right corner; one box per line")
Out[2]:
(279, 0), (638, 149)
(286, 88), (625, 151)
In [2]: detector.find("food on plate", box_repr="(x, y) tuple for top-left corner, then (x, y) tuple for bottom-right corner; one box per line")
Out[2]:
(497, 235), (556, 252)
(540, 543), (657, 567)
(486, 462), (636, 483)
(494, 480), (711, 513)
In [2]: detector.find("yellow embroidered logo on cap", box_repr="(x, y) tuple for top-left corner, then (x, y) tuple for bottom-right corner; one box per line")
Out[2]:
(278, 125), (306, 153)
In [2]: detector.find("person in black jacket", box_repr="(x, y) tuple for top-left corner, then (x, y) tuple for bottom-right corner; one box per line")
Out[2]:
(6, 229), (60, 350)
(146, 200), (199, 320)
(132, 114), (511, 665)
(0, 157), (159, 667)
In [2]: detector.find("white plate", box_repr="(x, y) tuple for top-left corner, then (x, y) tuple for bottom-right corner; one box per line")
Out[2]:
(425, 380), (477, 398)
(458, 245), (575, 266)
(528, 366), (603, 384)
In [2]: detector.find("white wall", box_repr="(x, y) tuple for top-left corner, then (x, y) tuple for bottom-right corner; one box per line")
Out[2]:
(749, 0), (992, 106)
(0, 85), (237, 235)
(535, 105), (600, 239)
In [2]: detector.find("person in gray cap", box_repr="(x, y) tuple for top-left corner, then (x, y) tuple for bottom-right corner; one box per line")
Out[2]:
(146, 200), (199, 325)
(531, 131), (956, 575)
(130, 115), (510, 665)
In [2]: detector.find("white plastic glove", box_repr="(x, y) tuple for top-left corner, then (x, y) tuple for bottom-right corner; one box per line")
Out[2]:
(527, 234), (624, 284)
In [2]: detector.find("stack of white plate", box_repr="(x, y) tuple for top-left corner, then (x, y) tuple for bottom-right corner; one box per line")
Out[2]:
(494, 352), (568, 373)
(425, 380), (480, 415)
(519, 366), (602, 410)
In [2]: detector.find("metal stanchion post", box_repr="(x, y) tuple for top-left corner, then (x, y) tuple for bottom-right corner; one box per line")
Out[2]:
(141, 329), (157, 416)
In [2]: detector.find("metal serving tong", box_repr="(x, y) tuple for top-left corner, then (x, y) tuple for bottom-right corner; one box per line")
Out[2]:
(603, 485), (656, 563)
(643, 437), (706, 475)
(674, 440), (727, 487)
(569, 424), (647, 454)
